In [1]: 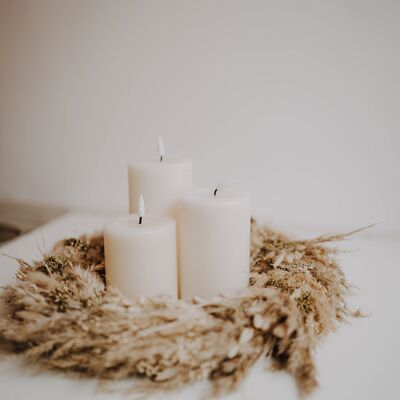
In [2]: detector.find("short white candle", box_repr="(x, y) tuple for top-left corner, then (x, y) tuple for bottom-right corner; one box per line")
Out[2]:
(104, 196), (178, 299)
(128, 137), (192, 220)
(179, 184), (250, 299)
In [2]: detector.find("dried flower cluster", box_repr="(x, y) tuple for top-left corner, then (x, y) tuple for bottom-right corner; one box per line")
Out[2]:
(0, 222), (361, 397)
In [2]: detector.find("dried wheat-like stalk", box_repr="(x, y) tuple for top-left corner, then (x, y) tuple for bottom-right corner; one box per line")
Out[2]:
(0, 222), (361, 397)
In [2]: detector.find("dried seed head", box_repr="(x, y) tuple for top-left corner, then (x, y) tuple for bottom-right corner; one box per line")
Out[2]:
(192, 296), (206, 305)
(239, 328), (254, 344)
(294, 251), (303, 261)
(262, 316), (273, 330)
(285, 253), (295, 263)
(273, 252), (286, 268)
(273, 324), (286, 338)
(253, 314), (263, 329)
(227, 345), (239, 358)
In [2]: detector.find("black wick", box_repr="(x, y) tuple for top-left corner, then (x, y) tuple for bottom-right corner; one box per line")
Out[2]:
(139, 216), (143, 224)
(160, 155), (163, 162)
(213, 188), (218, 196)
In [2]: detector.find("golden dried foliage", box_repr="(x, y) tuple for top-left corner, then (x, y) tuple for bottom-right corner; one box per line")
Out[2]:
(0, 222), (362, 397)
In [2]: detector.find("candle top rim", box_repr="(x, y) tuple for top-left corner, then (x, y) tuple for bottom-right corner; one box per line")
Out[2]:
(183, 187), (250, 204)
(128, 156), (192, 167)
(105, 214), (176, 234)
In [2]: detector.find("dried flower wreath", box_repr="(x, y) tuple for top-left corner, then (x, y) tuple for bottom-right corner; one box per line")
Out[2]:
(0, 221), (363, 397)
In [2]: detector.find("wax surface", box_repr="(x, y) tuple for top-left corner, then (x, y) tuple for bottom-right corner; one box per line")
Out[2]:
(104, 214), (177, 299)
(128, 157), (192, 297)
(180, 188), (250, 299)
(128, 157), (192, 220)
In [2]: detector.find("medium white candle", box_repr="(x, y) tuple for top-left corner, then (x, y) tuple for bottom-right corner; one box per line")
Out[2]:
(179, 184), (250, 299)
(104, 196), (178, 299)
(128, 137), (193, 220)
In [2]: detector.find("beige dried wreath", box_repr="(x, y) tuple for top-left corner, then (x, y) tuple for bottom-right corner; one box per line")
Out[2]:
(0, 221), (362, 397)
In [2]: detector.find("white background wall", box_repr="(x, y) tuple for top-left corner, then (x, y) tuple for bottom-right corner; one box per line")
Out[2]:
(0, 0), (399, 232)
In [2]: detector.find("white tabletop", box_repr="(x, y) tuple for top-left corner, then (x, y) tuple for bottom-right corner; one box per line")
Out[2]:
(0, 212), (399, 400)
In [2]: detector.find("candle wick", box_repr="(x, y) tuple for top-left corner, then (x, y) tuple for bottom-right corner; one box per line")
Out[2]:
(160, 155), (163, 162)
(139, 216), (143, 224)
(213, 188), (218, 196)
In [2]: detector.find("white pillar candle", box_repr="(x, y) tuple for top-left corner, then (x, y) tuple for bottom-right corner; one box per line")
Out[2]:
(128, 138), (192, 298)
(104, 196), (178, 299)
(179, 184), (250, 300)
(128, 137), (193, 220)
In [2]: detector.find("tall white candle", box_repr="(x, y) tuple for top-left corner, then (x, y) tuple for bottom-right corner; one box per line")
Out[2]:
(128, 137), (192, 220)
(128, 138), (192, 298)
(179, 184), (250, 299)
(104, 196), (178, 299)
